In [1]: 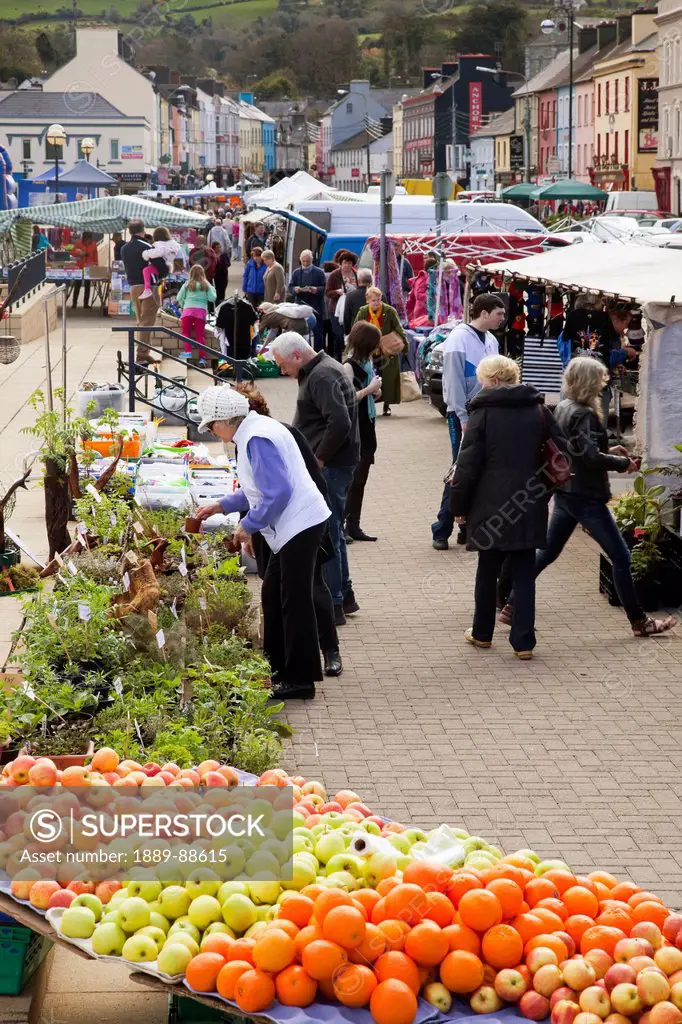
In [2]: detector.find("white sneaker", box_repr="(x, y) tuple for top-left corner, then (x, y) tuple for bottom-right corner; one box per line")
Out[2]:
(138, 288), (153, 300)
(179, 352), (191, 361)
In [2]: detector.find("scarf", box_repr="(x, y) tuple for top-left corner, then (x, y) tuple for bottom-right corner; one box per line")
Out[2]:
(368, 306), (383, 331)
(362, 359), (376, 421)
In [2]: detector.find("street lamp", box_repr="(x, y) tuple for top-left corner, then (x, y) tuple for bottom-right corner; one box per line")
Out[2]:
(46, 122), (65, 204)
(80, 137), (95, 162)
(476, 65), (532, 183)
(541, 0), (583, 178)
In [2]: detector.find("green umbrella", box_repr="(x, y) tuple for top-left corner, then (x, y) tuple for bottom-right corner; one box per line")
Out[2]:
(531, 178), (608, 201)
(501, 182), (537, 199)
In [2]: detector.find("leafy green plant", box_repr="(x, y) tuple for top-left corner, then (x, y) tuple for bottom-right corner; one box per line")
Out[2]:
(612, 473), (669, 580)
(21, 389), (95, 474)
(73, 492), (132, 547)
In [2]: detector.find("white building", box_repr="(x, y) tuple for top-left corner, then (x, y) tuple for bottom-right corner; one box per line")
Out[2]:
(330, 129), (393, 191)
(469, 127), (496, 191)
(197, 88), (216, 172)
(657, 0), (682, 213)
(218, 96), (240, 171)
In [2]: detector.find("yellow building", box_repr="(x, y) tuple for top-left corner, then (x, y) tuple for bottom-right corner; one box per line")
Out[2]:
(592, 11), (658, 192)
(239, 102), (264, 175)
(393, 102), (404, 180)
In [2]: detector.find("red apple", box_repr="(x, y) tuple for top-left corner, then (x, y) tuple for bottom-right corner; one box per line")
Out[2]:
(553, 1001), (581, 1024)
(535, 966), (565, 998)
(47, 888), (76, 910)
(564, 961), (598, 993)
(615, 939), (654, 963)
(495, 968), (528, 1002)
(528, 948), (560, 974)
(649, 1002), (682, 1024)
(610, 983), (642, 1017)
(557, 932), (577, 958)
(575, 1014), (607, 1024)
(605, 965), (637, 992)
(520, 991), (551, 1020)
(637, 970), (671, 1007)
(586, 951), (614, 980)
(29, 880), (61, 910)
(656, 950), (682, 977)
(632, 924), (664, 951)
(142, 762), (161, 777)
(663, 917), (682, 945)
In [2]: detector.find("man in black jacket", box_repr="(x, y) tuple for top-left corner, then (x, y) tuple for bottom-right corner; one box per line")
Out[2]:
(343, 268), (372, 337)
(121, 219), (159, 364)
(270, 331), (360, 626)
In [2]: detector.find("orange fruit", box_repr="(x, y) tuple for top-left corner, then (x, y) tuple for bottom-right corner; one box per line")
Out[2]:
(349, 922), (387, 964)
(532, 908), (565, 932)
(278, 894), (314, 929)
(301, 939), (348, 981)
(535, 897), (569, 921)
(376, 919), (409, 952)
(266, 918), (299, 940)
(226, 938), (256, 964)
(185, 952), (225, 993)
(510, 912), (545, 943)
(322, 905), (366, 950)
(629, 891), (665, 909)
(333, 963), (378, 1008)
(351, 900), (369, 921)
(574, 876), (600, 897)
(275, 965), (317, 1007)
(487, 864), (531, 889)
(252, 928), (296, 973)
(502, 854), (538, 873)
(370, 978), (418, 1024)
(446, 872), (483, 907)
(314, 888), (353, 926)
(424, 892), (455, 928)
(404, 921), (449, 966)
(565, 914), (597, 946)
(371, 897), (388, 925)
(439, 950), (485, 993)
(631, 901), (670, 927)
(216, 960), (252, 1001)
(458, 889), (503, 932)
(593, 882), (611, 902)
(376, 877), (400, 897)
(317, 976), (336, 1000)
(384, 883), (429, 927)
(200, 933), (234, 958)
(301, 883), (325, 902)
(580, 925), (627, 957)
(525, 878), (560, 908)
(486, 879), (524, 919)
(402, 860), (453, 893)
(595, 905), (632, 932)
(294, 923), (323, 960)
(588, 871), (619, 889)
(442, 922), (481, 955)
(481, 923), (524, 968)
(234, 968), (276, 1013)
(354, 888), (383, 917)
(373, 951), (421, 995)
(562, 886), (599, 918)
(525, 933), (569, 961)
(609, 882), (640, 903)
(543, 870), (577, 895)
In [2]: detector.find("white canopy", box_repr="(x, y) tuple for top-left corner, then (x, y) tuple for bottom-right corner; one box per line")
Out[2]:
(486, 243), (682, 306)
(245, 170), (362, 208)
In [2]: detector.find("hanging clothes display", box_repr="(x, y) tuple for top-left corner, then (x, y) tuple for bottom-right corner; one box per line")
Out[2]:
(214, 296), (258, 360)
(369, 238), (407, 322)
(426, 265), (463, 325)
(406, 270), (429, 325)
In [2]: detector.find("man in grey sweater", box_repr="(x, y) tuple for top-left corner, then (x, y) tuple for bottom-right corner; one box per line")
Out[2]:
(263, 250), (285, 304)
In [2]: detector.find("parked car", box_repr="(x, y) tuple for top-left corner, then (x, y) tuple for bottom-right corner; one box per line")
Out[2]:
(421, 340), (447, 417)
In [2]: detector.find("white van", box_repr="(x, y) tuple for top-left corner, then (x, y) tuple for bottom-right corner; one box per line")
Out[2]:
(605, 192), (659, 212)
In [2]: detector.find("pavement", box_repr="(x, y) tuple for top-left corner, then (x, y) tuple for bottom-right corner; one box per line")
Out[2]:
(1, 312), (681, 1019)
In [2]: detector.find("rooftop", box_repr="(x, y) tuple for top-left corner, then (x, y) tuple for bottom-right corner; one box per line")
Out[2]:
(0, 91), (127, 119)
(471, 107), (516, 138)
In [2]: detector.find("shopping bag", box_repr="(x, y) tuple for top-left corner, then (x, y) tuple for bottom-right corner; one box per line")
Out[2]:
(379, 331), (406, 356)
(334, 292), (347, 324)
(400, 370), (421, 402)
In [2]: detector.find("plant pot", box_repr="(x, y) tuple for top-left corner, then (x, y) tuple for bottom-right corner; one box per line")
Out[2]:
(0, 336), (20, 365)
(599, 554), (661, 611)
(0, 747), (21, 766)
(19, 740), (94, 768)
(0, 543), (20, 570)
(185, 516), (202, 534)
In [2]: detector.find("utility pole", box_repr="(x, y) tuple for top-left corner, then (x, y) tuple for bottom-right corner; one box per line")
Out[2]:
(379, 170), (394, 295)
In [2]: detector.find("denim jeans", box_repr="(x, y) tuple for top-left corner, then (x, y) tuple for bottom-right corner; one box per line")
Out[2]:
(321, 465), (354, 605)
(432, 412), (462, 541)
(473, 548), (537, 651)
(535, 492), (645, 623)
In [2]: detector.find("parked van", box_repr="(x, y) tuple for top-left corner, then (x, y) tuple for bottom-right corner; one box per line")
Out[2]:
(605, 191), (659, 212)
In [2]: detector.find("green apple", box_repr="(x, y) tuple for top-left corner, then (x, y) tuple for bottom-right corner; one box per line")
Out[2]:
(359, 853), (397, 889)
(108, 891), (128, 911)
(325, 853), (363, 878)
(319, 812), (346, 829)
(60, 906), (97, 940)
(246, 851), (280, 877)
(535, 859), (570, 876)
(72, 894), (103, 922)
(128, 878), (163, 903)
(394, 853), (410, 871)
(293, 835), (314, 855)
(217, 880), (249, 904)
(451, 829), (470, 840)
(314, 832), (347, 865)
(150, 911), (170, 934)
(244, 921), (268, 939)
(215, 846), (246, 880)
(100, 911), (120, 926)
(164, 932), (199, 956)
(514, 848), (541, 864)
(403, 828), (428, 844)
(280, 857), (317, 892)
(310, 824), (327, 837)
(157, 942), (193, 977)
(386, 834), (411, 855)
(155, 863), (184, 888)
(255, 905), (274, 922)
(157, 886), (191, 920)
(466, 853), (498, 871)
(117, 897), (151, 934)
(168, 917), (201, 944)
(248, 880), (280, 905)
(462, 837), (488, 853)
(248, 799), (273, 828)
(294, 852), (319, 873)
(205, 922), (236, 937)
(260, 839), (288, 865)
(222, 893), (256, 932)
(137, 926), (166, 955)
(487, 846), (502, 860)
(185, 868), (221, 900)
(269, 810), (297, 842)
(292, 827), (315, 842)
(361, 821), (381, 836)
(92, 922), (127, 956)
(325, 871), (357, 891)
(122, 934), (158, 963)
(188, 895), (222, 930)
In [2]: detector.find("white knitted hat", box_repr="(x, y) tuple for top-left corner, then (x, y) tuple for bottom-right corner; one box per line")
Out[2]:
(196, 385), (250, 433)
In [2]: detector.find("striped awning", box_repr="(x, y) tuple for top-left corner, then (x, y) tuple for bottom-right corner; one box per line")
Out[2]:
(0, 195), (212, 235)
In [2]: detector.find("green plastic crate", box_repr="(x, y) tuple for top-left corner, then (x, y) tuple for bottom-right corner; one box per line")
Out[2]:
(0, 925), (52, 995)
(169, 994), (240, 1023)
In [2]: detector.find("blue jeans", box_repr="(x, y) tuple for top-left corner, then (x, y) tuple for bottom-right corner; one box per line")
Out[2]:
(322, 466), (354, 606)
(432, 412), (462, 541)
(535, 492), (645, 623)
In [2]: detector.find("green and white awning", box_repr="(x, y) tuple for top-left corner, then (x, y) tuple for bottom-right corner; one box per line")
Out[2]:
(0, 195), (212, 235)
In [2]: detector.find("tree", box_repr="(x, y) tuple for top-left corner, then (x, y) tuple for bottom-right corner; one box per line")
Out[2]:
(253, 71), (300, 99)
(453, 0), (529, 73)
(0, 27), (41, 81)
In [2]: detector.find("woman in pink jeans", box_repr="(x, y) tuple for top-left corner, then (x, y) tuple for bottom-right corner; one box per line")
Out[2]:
(176, 264), (216, 366)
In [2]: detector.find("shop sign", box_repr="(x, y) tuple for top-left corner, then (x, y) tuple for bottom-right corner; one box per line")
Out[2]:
(469, 82), (483, 134)
(351, 168), (360, 178)
(327, 165), (335, 175)
(115, 173), (149, 183)
(510, 134), (524, 171)
(121, 145), (143, 160)
(638, 78), (658, 152)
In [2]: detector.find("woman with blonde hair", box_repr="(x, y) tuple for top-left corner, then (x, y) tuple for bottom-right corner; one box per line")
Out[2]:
(354, 285), (406, 416)
(450, 354), (565, 658)
(500, 356), (676, 637)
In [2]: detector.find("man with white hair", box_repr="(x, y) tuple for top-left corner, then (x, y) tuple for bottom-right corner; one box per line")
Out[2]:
(343, 267), (373, 337)
(287, 250), (326, 351)
(270, 332), (360, 625)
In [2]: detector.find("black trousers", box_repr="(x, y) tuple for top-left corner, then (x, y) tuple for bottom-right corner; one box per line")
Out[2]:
(72, 280), (91, 307)
(261, 522), (326, 685)
(473, 548), (536, 652)
(345, 453), (373, 527)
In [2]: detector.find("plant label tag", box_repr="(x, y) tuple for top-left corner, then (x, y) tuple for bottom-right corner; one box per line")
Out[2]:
(171, 598), (178, 619)
(54, 551), (64, 566)
(180, 544), (186, 563)
(156, 629), (166, 649)
(86, 483), (102, 504)
(122, 572), (130, 591)
(41, 714), (47, 738)
(67, 559), (78, 576)
(178, 561), (188, 577)
(199, 596), (207, 610)
(21, 682), (36, 701)
(78, 602), (91, 622)
(110, 513), (118, 527)
(76, 521), (88, 537)
(113, 676), (123, 696)
(133, 521), (144, 535)
(134, 718), (145, 753)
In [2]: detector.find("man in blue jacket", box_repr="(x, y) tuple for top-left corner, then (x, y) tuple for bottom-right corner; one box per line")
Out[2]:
(288, 249), (326, 351)
(431, 294), (504, 550)
(242, 247), (267, 307)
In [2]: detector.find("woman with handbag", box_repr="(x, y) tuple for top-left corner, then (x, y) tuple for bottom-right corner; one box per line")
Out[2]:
(449, 355), (565, 659)
(354, 286), (407, 416)
(325, 250), (358, 362)
(343, 321), (382, 542)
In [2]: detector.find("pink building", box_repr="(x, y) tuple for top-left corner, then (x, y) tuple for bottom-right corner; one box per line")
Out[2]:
(574, 78), (595, 182)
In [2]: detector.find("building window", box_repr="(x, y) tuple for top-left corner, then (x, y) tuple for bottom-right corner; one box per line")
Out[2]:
(624, 130), (629, 165)
(552, 99), (556, 127)
(591, 92), (595, 124)
(625, 78), (630, 112)
(346, 102), (352, 113)
(22, 139), (31, 160)
(110, 139), (119, 160)
(605, 81), (610, 114)
(597, 133), (601, 158)
(613, 131), (618, 163)
(597, 83), (602, 117)
(614, 80), (619, 113)
(45, 139), (63, 161)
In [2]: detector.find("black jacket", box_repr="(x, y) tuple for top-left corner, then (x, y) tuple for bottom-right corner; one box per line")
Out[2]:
(554, 399), (630, 502)
(293, 352), (360, 469)
(343, 285), (368, 336)
(347, 358), (377, 461)
(450, 384), (564, 552)
(121, 236), (152, 286)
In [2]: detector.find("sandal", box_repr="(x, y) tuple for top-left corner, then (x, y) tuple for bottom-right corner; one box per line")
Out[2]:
(631, 615), (677, 637)
(464, 628), (491, 649)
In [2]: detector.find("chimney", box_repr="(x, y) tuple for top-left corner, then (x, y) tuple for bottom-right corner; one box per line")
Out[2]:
(578, 26), (598, 53)
(441, 61), (458, 78)
(597, 21), (617, 50)
(198, 78), (215, 95)
(423, 67), (440, 88)
(617, 14), (632, 44)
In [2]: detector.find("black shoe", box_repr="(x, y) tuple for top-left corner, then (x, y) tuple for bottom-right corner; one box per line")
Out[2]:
(344, 531), (354, 543)
(334, 604), (347, 626)
(432, 537), (449, 550)
(456, 528), (467, 546)
(346, 523), (377, 542)
(323, 650), (343, 677)
(342, 589), (360, 614)
(271, 682), (316, 700)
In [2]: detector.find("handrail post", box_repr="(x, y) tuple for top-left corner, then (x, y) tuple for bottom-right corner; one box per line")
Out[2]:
(128, 329), (136, 412)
